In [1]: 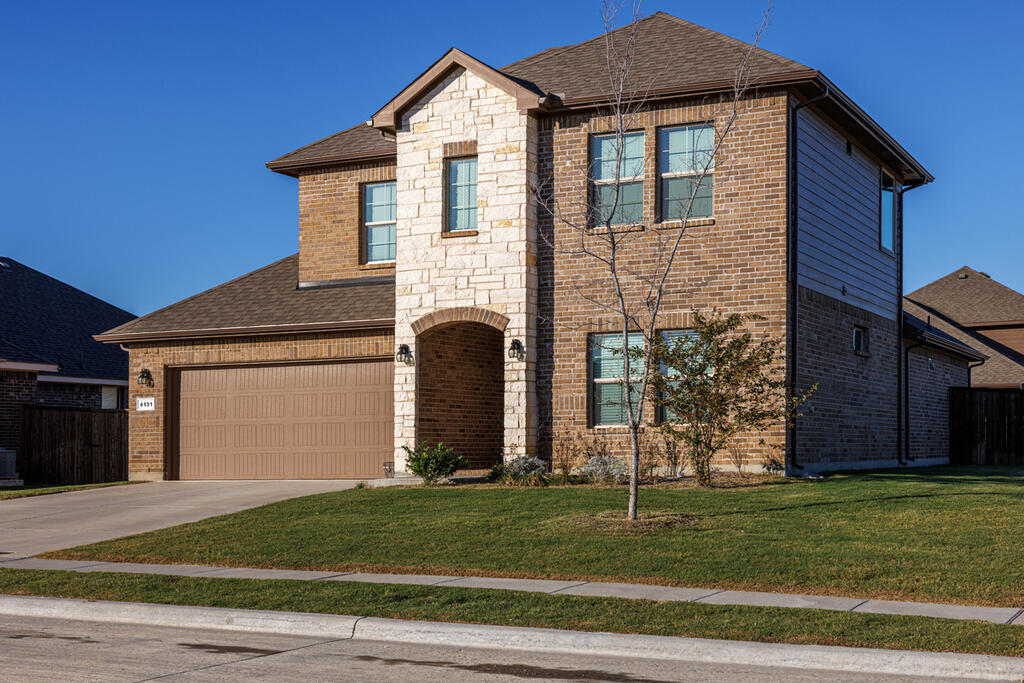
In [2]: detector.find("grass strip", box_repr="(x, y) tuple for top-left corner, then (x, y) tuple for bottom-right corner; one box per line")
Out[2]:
(46, 467), (1024, 606)
(0, 481), (133, 500)
(2, 568), (1024, 658)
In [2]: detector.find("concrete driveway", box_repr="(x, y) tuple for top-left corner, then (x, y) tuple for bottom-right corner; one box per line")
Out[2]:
(0, 480), (360, 558)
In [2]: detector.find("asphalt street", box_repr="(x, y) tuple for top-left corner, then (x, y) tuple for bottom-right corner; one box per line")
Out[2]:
(0, 614), (986, 682)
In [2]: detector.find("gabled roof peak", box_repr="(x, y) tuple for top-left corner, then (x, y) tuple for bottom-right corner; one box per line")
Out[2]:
(370, 48), (548, 133)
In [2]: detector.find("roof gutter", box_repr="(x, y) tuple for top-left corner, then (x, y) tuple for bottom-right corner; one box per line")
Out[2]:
(0, 360), (60, 373)
(95, 318), (396, 345)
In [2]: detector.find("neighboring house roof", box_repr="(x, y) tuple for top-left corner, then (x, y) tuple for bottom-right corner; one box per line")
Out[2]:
(0, 257), (134, 380)
(905, 266), (1024, 327)
(902, 311), (986, 362)
(266, 11), (929, 184)
(97, 255), (395, 344)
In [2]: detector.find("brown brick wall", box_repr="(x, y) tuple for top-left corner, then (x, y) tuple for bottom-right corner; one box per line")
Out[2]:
(536, 92), (791, 468)
(906, 345), (969, 461)
(125, 328), (394, 479)
(0, 370), (37, 450)
(298, 158), (397, 284)
(796, 286), (900, 468)
(416, 322), (504, 469)
(35, 382), (103, 409)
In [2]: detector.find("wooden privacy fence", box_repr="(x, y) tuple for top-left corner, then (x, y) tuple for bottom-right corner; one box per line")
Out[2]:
(949, 388), (1024, 465)
(18, 406), (128, 484)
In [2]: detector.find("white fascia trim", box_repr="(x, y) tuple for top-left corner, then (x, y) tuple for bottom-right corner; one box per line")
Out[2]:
(0, 361), (60, 373)
(36, 375), (129, 387)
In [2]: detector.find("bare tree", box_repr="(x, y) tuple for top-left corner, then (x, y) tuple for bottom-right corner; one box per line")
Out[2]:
(534, 2), (771, 519)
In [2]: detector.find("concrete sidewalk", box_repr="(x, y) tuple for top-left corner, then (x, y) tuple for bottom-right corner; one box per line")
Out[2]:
(3, 556), (1022, 626)
(0, 594), (1020, 681)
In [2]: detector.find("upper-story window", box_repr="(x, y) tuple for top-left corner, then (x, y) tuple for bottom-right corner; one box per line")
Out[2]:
(446, 157), (478, 232)
(363, 181), (396, 263)
(880, 170), (895, 253)
(590, 132), (644, 226)
(658, 124), (714, 221)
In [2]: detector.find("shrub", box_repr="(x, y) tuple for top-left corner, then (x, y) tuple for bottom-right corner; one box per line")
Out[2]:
(579, 455), (628, 485)
(551, 432), (582, 484)
(486, 461), (507, 483)
(502, 456), (548, 486)
(402, 442), (466, 485)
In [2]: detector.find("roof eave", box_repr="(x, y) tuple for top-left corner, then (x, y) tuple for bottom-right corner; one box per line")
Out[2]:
(266, 149), (397, 177)
(0, 360), (61, 373)
(95, 318), (396, 345)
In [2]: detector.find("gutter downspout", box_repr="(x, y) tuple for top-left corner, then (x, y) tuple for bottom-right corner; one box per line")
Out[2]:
(787, 87), (829, 474)
(897, 179), (926, 466)
(967, 359), (987, 388)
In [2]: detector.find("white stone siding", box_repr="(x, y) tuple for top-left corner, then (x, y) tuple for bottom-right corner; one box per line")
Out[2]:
(393, 67), (538, 469)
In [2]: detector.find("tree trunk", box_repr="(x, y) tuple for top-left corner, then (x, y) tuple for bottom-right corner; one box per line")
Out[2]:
(627, 423), (640, 520)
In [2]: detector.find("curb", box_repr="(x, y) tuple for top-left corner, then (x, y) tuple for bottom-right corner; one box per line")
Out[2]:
(2, 594), (1024, 680)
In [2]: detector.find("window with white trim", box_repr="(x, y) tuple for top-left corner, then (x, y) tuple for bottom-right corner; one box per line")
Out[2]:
(657, 329), (699, 423)
(363, 181), (396, 263)
(590, 132), (644, 226)
(658, 124), (714, 221)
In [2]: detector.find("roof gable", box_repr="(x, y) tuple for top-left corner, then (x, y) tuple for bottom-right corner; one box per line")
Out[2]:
(370, 48), (546, 133)
(906, 267), (1024, 327)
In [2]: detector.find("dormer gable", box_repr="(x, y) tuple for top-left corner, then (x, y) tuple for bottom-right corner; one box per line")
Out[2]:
(370, 48), (550, 133)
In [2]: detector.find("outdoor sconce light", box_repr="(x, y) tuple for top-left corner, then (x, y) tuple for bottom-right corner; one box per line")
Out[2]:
(395, 344), (411, 364)
(137, 368), (153, 386)
(508, 339), (525, 360)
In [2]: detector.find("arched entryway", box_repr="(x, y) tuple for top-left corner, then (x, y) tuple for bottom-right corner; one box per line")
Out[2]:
(416, 321), (504, 470)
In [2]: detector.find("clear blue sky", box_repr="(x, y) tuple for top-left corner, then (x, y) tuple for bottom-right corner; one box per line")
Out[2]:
(3, 0), (1021, 316)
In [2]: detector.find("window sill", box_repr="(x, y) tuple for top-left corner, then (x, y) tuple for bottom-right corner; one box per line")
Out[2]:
(654, 217), (716, 230)
(360, 261), (396, 270)
(854, 350), (871, 358)
(588, 223), (645, 235)
(441, 229), (478, 239)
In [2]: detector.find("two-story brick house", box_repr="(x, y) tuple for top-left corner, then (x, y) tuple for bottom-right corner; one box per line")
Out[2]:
(100, 12), (952, 480)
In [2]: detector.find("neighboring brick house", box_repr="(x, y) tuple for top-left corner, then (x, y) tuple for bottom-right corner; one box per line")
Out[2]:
(905, 267), (1024, 389)
(0, 257), (134, 479)
(100, 12), (958, 480)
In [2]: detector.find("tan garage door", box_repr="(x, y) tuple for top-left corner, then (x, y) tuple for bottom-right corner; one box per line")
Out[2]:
(175, 361), (393, 479)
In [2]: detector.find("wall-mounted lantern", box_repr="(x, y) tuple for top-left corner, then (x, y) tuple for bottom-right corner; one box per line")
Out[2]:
(137, 368), (153, 386)
(395, 344), (412, 364)
(508, 339), (525, 361)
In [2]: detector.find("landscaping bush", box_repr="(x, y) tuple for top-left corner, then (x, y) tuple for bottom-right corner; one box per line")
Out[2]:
(502, 456), (548, 486)
(485, 461), (507, 483)
(579, 455), (628, 485)
(401, 442), (466, 484)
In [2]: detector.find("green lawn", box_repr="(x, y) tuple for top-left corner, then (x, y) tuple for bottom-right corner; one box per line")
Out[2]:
(0, 481), (132, 500)
(4, 568), (1024, 658)
(46, 466), (1024, 606)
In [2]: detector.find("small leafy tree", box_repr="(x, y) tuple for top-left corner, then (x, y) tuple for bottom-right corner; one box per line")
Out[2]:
(649, 311), (815, 487)
(402, 442), (466, 485)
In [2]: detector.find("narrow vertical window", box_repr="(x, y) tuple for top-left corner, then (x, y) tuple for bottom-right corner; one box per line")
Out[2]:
(590, 132), (644, 226)
(658, 124), (714, 221)
(589, 332), (644, 425)
(853, 325), (869, 355)
(880, 170), (895, 252)
(363, 181), (396, 263)
(657, 329), (699, 423)
(446, 157), (478, 231)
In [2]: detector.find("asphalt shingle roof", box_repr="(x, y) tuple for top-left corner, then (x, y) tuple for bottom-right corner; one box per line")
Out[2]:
(0, 257), (135, 380)
(267, 12), (812, 171)
(98, 254), (395, 342)
(905, 267), (1024, 326)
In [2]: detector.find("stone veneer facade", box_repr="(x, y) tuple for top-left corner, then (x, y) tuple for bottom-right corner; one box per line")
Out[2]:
(392, 67), (538, 468)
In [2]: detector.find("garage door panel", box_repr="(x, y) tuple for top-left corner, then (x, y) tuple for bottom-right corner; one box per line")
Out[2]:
(176, 361), (393, 479)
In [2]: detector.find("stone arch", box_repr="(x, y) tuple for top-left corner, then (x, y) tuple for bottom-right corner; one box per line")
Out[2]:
(411, 306), (510, 337)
